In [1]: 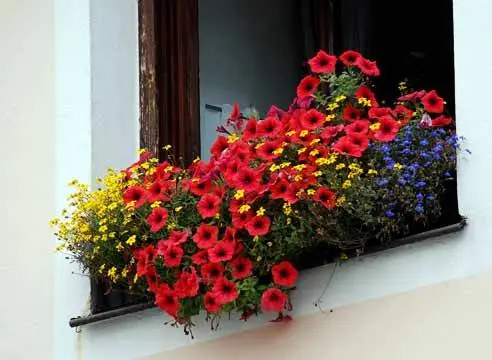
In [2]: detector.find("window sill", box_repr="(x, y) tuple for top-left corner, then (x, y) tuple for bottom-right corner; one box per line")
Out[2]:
(68, 217), (467, 328)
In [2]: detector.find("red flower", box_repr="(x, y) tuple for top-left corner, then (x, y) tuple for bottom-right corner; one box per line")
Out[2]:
(270, 179), (290, 200)
(300, 109), (325, 130)
(320, 125), (344, 143)
(210, 136), (229, 158)
(369, 107), (393, 119)
(272, 261), (299, 287)
(343, 105), (361, 122)
(147, 181), (170, 203)
(257, 140), (283, 161)
(146, 207), (169, 233)
(221, 227), (236, 243)
(339, 50), (362, 67)
(155, 284), (180, 318)
(163, 246), (183, 268)
(196, 193), (221, 219)
(212, 277), (239, 304)
(332, 136), (363, 157)
(372, 116), (400, 142)
(134, 245), (156, 276)
(234, 167), (262, 193)
(174, 267), (199, 299)
(308, 50), (337, 73)
(296, 75), (320, 98)
(394, 105), (413, 125)
(242, 118), (258, 141)
(355, 85), (378, 107)
(191, 249), (209, 265)
(313, 187), (336, 209)
(189, 179), (212, 196)
(345, 119), (370, 135)
(398, 90), (426, 102)
(208, 241), (235, 263)
(356, 57), (380, 76)
(123, 186), (147, 208)
(231, 210), (254, 229)
(245, 215), (271, 236)
(192, 224), (219, 249)
(204, 292), (222, 313)
(201, 262), (225, 284)
(257, 117), (283, 138)
(229, 257), (254, 280)
(261, 288), (288, 312)
(168, 230), (190, 245)
(422, 90), (444, 114)
(347, 133), (369, 152)
(432, 115), (453, 127)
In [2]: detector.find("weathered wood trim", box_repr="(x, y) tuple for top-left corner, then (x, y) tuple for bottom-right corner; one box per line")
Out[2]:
(138, 0), (159, 156)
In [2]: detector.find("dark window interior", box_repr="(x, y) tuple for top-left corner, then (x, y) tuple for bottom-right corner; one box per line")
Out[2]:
(92, 0), (459, 314)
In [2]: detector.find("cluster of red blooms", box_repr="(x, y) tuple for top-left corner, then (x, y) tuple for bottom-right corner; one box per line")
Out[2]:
(121, 49), (452, 325)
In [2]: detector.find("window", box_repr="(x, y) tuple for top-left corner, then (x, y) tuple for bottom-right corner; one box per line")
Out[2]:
(89, 0), (460, 315)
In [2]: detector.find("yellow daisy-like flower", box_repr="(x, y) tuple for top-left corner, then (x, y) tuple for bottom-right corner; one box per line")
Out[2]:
(310, 138), (321, 146)
(309, 149), (320, 157)
(239, 204), (251, 214)
(163, 145), (172, 151)
(313, 171), (322, 177)
(175, 206), (183, 212)
(280, 162), (291, 168)
(293, 164), (306, 171)
(369, 122), (381, 131)
(297, 147), (307, 155)
(307, 189), (316, 196)
(285, 130), (296, 137)
(269, 164), (280, 172)
(116, 242), (124, 252)
(325, 114), (336, 122)
(299, 130), (309, 137)
(126, 235), (137, 246)
(234, 189), (245, 200)
(256, 207), (266, 216)
(342, 180), (352, 189)
(327, 102), (339, 111)
(393, 163), (404, 171)
(283, 203), (292, 216)
(335, 95), (347, 102)
(336, 196), (346, 207)
(367, 169), (378, 175)
(335, 163), (346, 170)
(193, 156), (201, 163)
(272, 147), (284, 155)
(227, 133), (239, 143)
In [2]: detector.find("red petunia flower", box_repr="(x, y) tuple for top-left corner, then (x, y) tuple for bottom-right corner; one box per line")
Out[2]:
(245, 215), (271, 236)
(368, 107), (393, 119)
(431, 115), (453, 127)
(257, 117), (283, 138)
(345, 119), (370, 135)
(229, 257), (254, 280)
(204, 292), (222, 313)
(272, 261), (299, 287)
(296, 75), (320, 98)
(270, 178), (290, 200)
(192, 224), (219, 249)
(300, 109), (325, 130)
(163, 246), (183, 268)
(191, 249), (209, 265)
(394, 105), (413, 125)
(398, 90), (426, 102)
(201, 262), (225, 284)
(230, 141), (253, 163)
(332, 136), (363, 157)
(421, 90), (444, 114)
(134, 245), (156, 276)
(146, 207), (169, 233)
(155, 284), (180, 318)
(261, 288), (288, 312)
(320, 125), (344, 143)
(147, 181), (171, 203)
(234, 166), (262, 193)
(196, 193), (221, 219)
(339, 50), (362, 67)
(343, 105), (361, 122)
(313, 187), (336, 209)
(355, 85), (378, 107)
(168, 230), (190, 245)
(308, 50), (337, 73)
(221, 226), (236, 243)
(242, 118), (258, 141)
(189, 179), (212, 196)
(372, 116), (400, 142)
(212, 277), (239, 304)
(347, 133), (369, 152)
(356, 57), (380, 76)
(210, 136), (229, 158)
(257, 140), (283, 161)
(231, 209), (254, 229)
(208, 241), (235, 263)
(123, 186), (147, 208)
(174, 267), (199, 299)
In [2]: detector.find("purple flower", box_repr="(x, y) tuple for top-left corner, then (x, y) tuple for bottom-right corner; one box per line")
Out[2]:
(377, 179), (389, 187)
(416, 193), (424, 201)
(420, 139), (429, 146)
(415, 181), (426, 188)
(415, 204), (424, 213)
(385, 210), (396, 218)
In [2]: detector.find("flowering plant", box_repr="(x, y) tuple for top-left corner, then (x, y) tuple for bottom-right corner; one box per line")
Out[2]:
(53, 50), (463, 334)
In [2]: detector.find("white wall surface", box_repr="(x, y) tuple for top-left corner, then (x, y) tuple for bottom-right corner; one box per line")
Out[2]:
(199, 0), (302, 156)
(0, 0), (55, 359)
(45, 0), (492, 359)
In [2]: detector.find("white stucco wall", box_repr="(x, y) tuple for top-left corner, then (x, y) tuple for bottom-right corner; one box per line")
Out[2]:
(0, 0), (485, 359)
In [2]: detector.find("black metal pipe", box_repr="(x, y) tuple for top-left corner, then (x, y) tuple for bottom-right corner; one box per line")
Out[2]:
(68, 218), (467, 328)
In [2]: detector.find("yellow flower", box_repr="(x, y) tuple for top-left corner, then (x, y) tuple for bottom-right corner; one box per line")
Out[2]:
(368, 169), (378, 175)
(257, 256), (262, 261)
(293, 164), (306, 171)
(193, 156), (201, 163)
(280, 162), (291, 168)
(234, 189), (245, 200)
(98, 264), (106, 274)
(313, 171), (322, 177)
(256, 207), (266, 216)
(150, 201), (162, 209)
(49, 218), (59, 227)
(121, 268), (129, 278)
(335, 95), (347, 102)
(348, 163), (360, 170)
(327, 102), (339, 111)
(133, 274), (139, 283)
(286, 217), (292, 225)
(164, 165), (174, 173)
(297, 147), (307, 155)
(294, 175), (303, 182)
(227, 133), (239, 143)
(310, 138), (321, 146)
(126, 235), (137, 246)
(108, 266), (117, 278)
(342, 180), (352, 189)
(357, 97), (372, 107)
(283, 202), (292, 216)
(175, 206), (183, 212)
(116, 242), (124, 252)
(307, 189), (316, 196)
(336, 196), (346, 207)
(253, 236), (260, 242)
(299, 130), (309, 137)
(335, 163), (346, 170)
(98, 225), (108, 233)
(137, 148), (148, 155)
(239, 204), (251, 214)
(325, 114), (336, 122)
(393, 163), (404, 170)
(316, 157), (329, 166)
(309, 149), (320, 157)
(167, 222), (176, 231)
(285, 130), (296, 137)
(369, 122), (381, 131)
(272, 147), (284, 155)
(163, 144), (172, 151)
(269, 164), (280, 172)
(255, 142), (264, 149)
